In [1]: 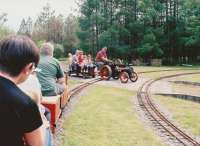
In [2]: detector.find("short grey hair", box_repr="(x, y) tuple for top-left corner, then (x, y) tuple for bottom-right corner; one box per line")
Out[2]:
(40, 42), (54, 56)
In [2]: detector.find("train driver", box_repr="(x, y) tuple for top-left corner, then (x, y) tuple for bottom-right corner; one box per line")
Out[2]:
(95, 46), (112, 68)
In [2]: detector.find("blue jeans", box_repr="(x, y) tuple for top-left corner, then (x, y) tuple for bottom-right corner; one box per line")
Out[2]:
(45, 127), (52, 146)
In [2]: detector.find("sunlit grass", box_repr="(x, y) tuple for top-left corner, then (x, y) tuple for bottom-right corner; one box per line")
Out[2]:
(172, 83), (200, 95)
(137, 68), (200, 79)
(134, 66), (177, 73)
(68, 78), (83, 90)
(62, 86), (163, 146)
(172, 74), (200, 83)
(154, 95), (200, 136)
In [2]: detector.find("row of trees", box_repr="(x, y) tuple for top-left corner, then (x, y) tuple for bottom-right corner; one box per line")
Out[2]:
(17, 3), (80, 58)
(77, 0), (200, 64)
(1, 1), (199, 64)
(0, 13), (14, 39)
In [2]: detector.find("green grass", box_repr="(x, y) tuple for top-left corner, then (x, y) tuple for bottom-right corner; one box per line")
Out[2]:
(68, 79), (83, 89)
(137, 68), (200, 79)
(154, 95), (200, 136)
(172, 83), (200, 95)
(61, 86), (163, 146)
(134, 66), (178, 73)
(172, 74), (200, 83)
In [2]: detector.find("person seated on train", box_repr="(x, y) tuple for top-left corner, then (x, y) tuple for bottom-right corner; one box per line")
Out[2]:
(18, 70), (52, 146)
(88, 54), (95, 67)
(0, 35), (43, 146)
(77, 50), (85, 70)
(71, 49), (79, 71)
(82, 55), (88, 72)
(115, 58), (123, 65)
(95, 46), (112, 69)
(84, 54), (95, 72)
(67, 53), (73, 71)
(37, 42), (66, 96)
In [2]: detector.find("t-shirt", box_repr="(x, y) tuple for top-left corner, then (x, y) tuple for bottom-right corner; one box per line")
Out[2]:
(37, 56), (64, 94)
(95, 50), (107, 62)
(0, 76), (43, 146)
(78, 55), (84, 64)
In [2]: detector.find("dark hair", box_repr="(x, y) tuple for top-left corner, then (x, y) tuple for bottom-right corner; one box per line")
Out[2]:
(0, 35), (40, 76)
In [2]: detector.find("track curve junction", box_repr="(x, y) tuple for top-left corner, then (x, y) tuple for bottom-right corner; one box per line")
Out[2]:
(137, 72), (200, 146)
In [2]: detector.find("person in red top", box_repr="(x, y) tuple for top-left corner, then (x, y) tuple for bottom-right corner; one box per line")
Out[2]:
(77, 50), (85, 72)
(95, 47), (111, 69)
(78, 51), (84, 66)
(96, 47), (108, 62)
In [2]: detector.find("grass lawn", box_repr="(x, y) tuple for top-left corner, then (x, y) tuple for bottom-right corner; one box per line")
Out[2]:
(134, 66), (177, 73)
(172, 83), (200, 96)
(154, 95), (200, 136)
(172, 74), (200, 83)
(61, 85), (163, 146)
(137, 68), (200, 79)
(68, 78), (83, 90)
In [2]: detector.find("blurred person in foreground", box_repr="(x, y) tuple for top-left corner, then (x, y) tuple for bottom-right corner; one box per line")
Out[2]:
(0, 35), (43, 146)
(18, 69), (52, 146)
(37, 42), (66, 96)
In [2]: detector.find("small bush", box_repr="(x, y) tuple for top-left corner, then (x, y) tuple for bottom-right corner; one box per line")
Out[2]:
(54, 44), (64, 58)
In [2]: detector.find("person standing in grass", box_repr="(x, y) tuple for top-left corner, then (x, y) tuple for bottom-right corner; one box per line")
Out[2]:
(0, 35), (43, 146)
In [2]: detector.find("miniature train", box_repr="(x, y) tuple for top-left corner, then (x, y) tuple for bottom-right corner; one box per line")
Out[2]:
(99, 62), (138, 83)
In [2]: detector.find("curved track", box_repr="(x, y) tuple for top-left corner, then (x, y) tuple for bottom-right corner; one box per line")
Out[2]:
(69, 78), (101, 97)
(137, 72), (200, 146)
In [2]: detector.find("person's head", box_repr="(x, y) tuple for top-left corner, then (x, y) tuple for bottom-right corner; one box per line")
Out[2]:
(83, 55), (87, 59)
(75, 49), (80, 56)
(0, 35), (39, 83)
(68, 53), (72, 57)
(102, 47), (107, 52)
(40, 42), (54, 57)
(88, 54), (91, 59)
(79, 50), (83, 56)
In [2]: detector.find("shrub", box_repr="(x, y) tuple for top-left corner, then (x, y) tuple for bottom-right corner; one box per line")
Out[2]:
(54, 44), (64, 58)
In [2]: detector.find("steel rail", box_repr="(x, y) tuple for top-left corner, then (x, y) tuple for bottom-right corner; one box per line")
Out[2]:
(137, 72), (200, 146)
(69, 78), (101, 97)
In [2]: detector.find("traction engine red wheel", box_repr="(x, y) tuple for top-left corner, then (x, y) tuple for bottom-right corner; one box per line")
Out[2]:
(99, 65), (112, 80)
(119, 71), (129, 83)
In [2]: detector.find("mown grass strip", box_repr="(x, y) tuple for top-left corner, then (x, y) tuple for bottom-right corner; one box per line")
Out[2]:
(62, 85), (163, 146)
(68, 79), (83, 89)
(155, 95), (200, 136)
(138, 69), (200, 79)
(172, 74), (200, 83)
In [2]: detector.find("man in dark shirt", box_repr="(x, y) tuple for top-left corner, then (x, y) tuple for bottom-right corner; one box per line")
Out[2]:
(0, 36), (43, 146)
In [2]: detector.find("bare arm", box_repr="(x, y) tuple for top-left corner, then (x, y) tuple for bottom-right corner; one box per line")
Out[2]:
(101, 57), (112, 62)
(24, 126), (44, 146)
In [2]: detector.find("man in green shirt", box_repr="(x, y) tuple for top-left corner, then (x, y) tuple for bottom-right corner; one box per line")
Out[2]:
(37, 43), (66, 96)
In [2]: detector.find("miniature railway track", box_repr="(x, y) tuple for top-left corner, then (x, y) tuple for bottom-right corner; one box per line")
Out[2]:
(137, 72), (200, 146)
(69, 78), (101, 97)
